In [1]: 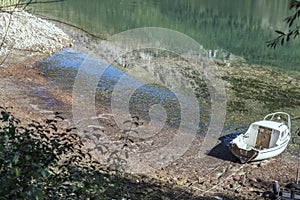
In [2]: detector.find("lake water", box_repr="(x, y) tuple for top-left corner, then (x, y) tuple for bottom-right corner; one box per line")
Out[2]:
(33, 0), (300, 71)
(37, 47), (210, 132)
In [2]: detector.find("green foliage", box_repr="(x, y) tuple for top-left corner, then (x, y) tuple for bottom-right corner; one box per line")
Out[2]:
(0, 107), (210, 199)
(0, 107), (88, 199)
(267, 0), (300, 48)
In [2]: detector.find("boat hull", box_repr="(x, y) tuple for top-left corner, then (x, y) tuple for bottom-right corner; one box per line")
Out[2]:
(230, 138), (289, 163)
(252, 138), (289, 161)
(229, 112), (291, 163)
(230, 143), (258, 163)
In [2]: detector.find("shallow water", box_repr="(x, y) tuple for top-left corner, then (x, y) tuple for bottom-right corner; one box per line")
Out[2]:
(37, 48), (207, 131)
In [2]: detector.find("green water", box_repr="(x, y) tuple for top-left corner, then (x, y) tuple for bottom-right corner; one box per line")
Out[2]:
(33, 0), (300, 71)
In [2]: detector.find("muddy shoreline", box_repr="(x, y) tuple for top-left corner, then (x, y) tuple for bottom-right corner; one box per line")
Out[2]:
(1, 12), (300, 199)
(0, 56), (296, 200)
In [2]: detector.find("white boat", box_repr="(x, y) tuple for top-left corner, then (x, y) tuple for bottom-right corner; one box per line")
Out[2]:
(230, 112), (291, 163)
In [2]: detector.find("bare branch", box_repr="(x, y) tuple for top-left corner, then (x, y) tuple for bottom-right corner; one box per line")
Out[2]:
(0, 0), (64, 10)
(0, 0), (21, 65)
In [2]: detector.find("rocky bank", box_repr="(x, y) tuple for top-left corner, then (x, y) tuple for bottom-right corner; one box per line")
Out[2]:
(0, 10), (72, 66)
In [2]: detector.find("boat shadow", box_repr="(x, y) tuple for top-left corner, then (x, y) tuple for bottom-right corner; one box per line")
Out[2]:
(207, 142), (239, 162)
(207, 128), (248, 162)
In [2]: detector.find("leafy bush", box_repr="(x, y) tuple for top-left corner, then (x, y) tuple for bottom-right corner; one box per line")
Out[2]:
(0, 107), (141, 199)
(0, 107), (89, 199)
(0, 107), (212, 199)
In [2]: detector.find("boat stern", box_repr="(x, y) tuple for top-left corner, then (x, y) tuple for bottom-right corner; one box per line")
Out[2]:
(230, 143), (259, 163)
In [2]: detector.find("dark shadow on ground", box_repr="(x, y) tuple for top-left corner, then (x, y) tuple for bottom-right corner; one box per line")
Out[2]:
(55, 163), (242, 200)
(98, 170), (239, 200)
(207, 128), (248, 162)
(208, 142), (239, 162)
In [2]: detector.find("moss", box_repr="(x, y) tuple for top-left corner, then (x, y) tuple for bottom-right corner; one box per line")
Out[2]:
(220, 63), (300, 112)
(223, 76), (300, 110)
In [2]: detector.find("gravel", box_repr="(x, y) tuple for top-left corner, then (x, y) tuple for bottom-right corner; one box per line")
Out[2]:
(0, 10), (73, 64)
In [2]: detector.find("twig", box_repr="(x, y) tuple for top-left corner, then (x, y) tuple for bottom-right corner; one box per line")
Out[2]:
(0, 1), (20, 65)
(174, 182), (195, 199)
(292, 116), (300, 120)
(0, 44), (15, 66)
(0, 0), (64, 9)
(201, 164), (246, 195)
(173, 164), (223, 199)
(35, 14), (106, 40)
(0, 3), (17, 48)
(233, 174), (246, 191)
(190, 185), (207, 192)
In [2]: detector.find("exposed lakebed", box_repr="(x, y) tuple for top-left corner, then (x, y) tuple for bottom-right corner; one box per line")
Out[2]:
(36, 44), (300, 162)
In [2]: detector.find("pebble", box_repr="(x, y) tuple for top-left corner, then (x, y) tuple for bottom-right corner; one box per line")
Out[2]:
(0, 11), (73, 59)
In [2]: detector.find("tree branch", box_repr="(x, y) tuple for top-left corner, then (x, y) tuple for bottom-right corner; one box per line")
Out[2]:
(266, 25), (300, 48)
(267, 0), (300, 48)
(0, 0), (64, 10)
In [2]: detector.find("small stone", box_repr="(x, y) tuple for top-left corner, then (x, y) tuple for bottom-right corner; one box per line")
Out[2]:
(233, 175), (240, 181)
(249, 177), (256, 182)
(256, 178), (262, 182)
